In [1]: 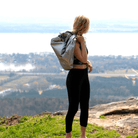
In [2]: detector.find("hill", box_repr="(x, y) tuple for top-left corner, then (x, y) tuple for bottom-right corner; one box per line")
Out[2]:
(0, 53), (138, 73)
(0, 114), (122, 138)
(0, 97), (138, 138)
(0, 19), (138, 33)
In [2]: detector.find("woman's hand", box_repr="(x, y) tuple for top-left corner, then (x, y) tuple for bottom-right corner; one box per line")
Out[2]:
(77, 35), (85, 44)
(87, 60), (93, 73)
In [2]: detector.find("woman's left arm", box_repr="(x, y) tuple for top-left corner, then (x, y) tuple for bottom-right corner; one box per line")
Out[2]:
(87, 60), (93, 73)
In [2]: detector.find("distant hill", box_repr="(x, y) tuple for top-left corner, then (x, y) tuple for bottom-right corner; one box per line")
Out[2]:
(0, 20), (138, 33)
(0, 53), (138, 73)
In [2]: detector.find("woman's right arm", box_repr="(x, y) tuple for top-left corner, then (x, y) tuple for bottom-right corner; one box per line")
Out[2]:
(74, 36), (87, 63)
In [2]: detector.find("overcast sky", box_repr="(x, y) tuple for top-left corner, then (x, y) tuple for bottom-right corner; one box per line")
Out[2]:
(0, 0), (138, 21)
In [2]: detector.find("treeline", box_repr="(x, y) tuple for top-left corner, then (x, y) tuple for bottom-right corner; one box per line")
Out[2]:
(0, 89), (67, 99)
(0, 53), (138, 73)
(0, 76), (137, 118)
(0, 97), (120, 118)
(0, 53), (61, 73)
(0, 76), (138, 100)
(88, 55), (138, 73)
(89, 76), (138, 100)
(0, 76), (137, 100)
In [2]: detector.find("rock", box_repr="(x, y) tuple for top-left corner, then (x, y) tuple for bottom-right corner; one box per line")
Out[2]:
(87, 96), (138, 130)
(39, 110), (67, 116)
(115, 116), (138, 129)
(53, 111), (67, 116)
(5, 114), (23, 126)
(39, 111), (52, 116)
(88, 96), (138, 119)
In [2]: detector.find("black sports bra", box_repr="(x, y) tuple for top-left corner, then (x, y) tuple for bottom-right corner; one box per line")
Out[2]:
(73, 42), (88, 65)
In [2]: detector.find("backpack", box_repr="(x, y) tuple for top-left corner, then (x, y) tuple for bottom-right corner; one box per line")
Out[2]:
(50, 31), (77, 70)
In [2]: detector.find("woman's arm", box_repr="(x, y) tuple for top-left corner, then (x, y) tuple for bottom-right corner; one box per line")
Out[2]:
(74, 36), (87, 63)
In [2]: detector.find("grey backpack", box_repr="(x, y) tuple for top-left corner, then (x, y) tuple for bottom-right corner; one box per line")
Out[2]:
(50, 31), (77, 70)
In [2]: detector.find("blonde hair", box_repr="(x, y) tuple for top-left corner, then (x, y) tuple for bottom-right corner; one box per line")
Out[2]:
(73, 15), (90, 35)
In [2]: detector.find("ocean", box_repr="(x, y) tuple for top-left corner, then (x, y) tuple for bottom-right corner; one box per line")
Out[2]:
(0, 33), (138, 56)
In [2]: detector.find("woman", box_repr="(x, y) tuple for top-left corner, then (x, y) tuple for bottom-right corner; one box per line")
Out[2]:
(65, 15), (93, 138)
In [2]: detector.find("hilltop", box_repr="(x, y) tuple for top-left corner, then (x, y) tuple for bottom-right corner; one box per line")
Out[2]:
(0, 97), (138, 138)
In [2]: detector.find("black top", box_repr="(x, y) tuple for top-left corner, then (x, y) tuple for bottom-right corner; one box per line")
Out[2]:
(73, 42), (88, 65)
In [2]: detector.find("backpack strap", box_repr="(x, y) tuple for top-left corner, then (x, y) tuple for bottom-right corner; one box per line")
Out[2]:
(66, 31), (75, 35)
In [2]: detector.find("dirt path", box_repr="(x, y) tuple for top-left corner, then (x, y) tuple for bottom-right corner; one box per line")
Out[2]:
(88, 113), (138, 138)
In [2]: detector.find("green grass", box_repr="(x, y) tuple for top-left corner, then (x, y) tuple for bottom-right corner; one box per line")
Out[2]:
(0, 115), (138, 138)
(100, 115), (107, 119)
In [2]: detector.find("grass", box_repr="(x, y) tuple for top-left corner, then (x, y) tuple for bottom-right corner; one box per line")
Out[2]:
(0, 114), (138, 138)
(100, 115), (107, 119)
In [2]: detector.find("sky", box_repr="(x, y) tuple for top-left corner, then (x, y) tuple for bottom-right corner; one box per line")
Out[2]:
(0, 0), (138, 56)
(0, 0), (138, 21)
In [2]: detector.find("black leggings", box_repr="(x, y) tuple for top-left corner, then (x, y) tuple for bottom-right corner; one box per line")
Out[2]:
(65, 68), (90, 133)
